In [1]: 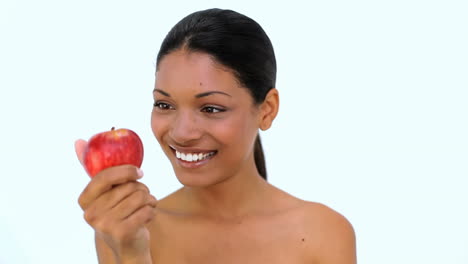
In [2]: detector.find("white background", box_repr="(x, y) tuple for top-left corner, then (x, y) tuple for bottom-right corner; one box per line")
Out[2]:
(1, 0), (467, 263)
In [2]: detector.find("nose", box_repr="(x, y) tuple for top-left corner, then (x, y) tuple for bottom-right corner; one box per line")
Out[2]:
(169, 110), (203, 144)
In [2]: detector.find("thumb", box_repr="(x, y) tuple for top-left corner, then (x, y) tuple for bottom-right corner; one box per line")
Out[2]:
(74, 139), (87, 166)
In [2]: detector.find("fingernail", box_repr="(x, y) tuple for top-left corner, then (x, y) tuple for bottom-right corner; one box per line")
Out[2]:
(137, 168), (144, 178)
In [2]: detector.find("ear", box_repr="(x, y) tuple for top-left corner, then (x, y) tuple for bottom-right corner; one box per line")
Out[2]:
(258, 88), (279, 131)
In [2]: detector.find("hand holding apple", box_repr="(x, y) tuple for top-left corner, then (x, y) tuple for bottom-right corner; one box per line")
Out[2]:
(78, 165), (156, 263)
(75, 128), (155, 263)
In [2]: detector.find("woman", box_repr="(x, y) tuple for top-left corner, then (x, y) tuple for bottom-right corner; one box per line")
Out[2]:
(75, 8), (356, 264)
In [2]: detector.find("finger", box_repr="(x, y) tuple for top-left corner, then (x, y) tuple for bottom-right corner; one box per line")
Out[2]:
(83, 182), (149, 227)
(74, 139), (87, 166)
(83, 182), (150, 224)
(78, 165), (143, 210)
(109, 208), (154, 242)
(111, 189), (151, 220)
(123, 205), (157, 229)
(148, 195), (158, 208)
(93, 182), (150, 213)
(91, 202), (156, 237)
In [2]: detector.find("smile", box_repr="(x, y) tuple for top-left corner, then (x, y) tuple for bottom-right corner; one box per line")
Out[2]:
(169, 145), (218, 165)
(176, 150), (216, 162)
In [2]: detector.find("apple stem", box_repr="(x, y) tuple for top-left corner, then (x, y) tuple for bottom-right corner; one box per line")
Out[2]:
(111, 127), (115, 131)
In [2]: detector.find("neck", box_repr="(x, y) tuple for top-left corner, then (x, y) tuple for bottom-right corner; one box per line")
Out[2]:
(182, 162), (269, 219)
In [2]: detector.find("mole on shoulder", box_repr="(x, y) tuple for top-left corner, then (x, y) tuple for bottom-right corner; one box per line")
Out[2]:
(301, 238), (305, 242)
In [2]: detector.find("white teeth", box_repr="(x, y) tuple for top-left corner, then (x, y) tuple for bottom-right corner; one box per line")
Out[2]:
(175, 150), (215, 162)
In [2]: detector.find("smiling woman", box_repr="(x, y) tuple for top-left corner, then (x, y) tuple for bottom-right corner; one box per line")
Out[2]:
(75, 8), (356, 264)
(152, 49), (270, 188)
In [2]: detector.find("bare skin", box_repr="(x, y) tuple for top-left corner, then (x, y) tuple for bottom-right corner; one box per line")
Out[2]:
(76, 49), (356, 263)
(146, 186), (356, 264)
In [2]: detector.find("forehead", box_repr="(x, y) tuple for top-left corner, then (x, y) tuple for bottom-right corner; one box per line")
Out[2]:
(155, 50), (242, 94)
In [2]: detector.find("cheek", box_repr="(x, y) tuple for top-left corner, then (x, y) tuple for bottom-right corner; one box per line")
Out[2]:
(213, 113), (258, 152)
(150, 111), (168, 143)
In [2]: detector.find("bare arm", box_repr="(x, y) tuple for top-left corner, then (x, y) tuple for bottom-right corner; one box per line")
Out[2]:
(95, 232), (117, 263)
(318, 213), (356, 264)
(79, 170), (155, 264)
(95, 234), (152, 264)
(306, 203), (357, 264)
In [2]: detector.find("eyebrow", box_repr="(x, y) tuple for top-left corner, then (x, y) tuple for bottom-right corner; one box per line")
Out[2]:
(195, 91), (231, 98)
(153, 89), (170, 97)
(153, 89), (231, 98)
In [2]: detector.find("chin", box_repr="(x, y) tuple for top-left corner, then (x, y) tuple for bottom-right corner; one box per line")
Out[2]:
(173, 168), (230, 188)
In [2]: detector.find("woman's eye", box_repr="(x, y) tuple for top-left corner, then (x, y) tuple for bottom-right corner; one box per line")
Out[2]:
(201, 106), (226, 113)
(153, 102), (173, 110)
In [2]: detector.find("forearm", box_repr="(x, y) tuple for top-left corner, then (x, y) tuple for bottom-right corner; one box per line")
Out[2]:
(95, 233), (153, 264)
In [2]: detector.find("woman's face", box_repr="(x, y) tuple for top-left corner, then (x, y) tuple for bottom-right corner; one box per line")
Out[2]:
(151, 50), (261, 187)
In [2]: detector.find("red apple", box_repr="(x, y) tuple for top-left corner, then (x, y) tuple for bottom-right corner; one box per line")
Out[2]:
(83, 127), (144, 177)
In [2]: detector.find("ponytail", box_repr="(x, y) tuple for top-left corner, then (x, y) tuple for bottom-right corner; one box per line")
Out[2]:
(254, 134), (267, 180)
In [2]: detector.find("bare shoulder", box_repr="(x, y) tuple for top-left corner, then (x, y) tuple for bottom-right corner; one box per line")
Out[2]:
(154, 188), (185, 212)
(301, 201), (357, 264)
(302, 201), (355, 233)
